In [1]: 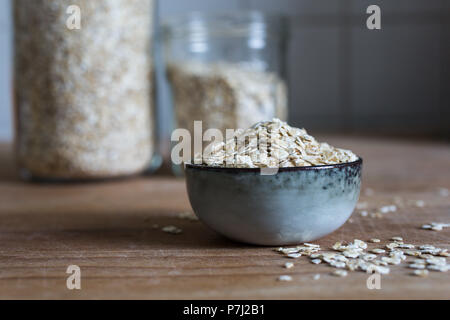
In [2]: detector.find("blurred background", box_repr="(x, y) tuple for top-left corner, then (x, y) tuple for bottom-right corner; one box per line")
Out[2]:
(1, 0), (449, 145)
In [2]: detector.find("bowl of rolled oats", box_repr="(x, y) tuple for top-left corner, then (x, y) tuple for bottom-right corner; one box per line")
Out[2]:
(185, 119), (362, 245)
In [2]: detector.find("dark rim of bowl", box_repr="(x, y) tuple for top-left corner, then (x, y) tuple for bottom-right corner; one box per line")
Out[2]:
(185, 157), (363, 173)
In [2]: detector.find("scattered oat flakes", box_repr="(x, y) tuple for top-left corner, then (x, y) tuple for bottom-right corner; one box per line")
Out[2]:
(274, 237), (447, 280)
(415, 200), (425, 208)
(393, 196), (405, 208)
(177, 211), (199, 221)
(304, 243), (320, 248)
(381, 205), (397, 214)
(329, 261), (346, 269)
(438, 188), (449, 197)
(412, 259), (426, 265)
(284, 262), (294, 269)
(370, 238), (381, 243)
(287, 253), (302, 259)
(409, 263), (426, 270)
(278, 275), (293, 282)
(397, 244), (415, 249)
(373, 260), (389, 266)
(427, 265), (448, 272)
(413, 269), (429, 277)
(354, 239), (368, 249)
(426, 257), (447, 266)
(390, 251), (407, 261)
(381, 257), (401, 265)
(368, 265), (390, 275)
(162, 225), (182, 235)
(277, 247), (300, 254)
(370, 212), (384, 219)
(356, 202), (368, 210)
(438, 250), (449, 257)
(421, 222), (450, 231)
(332, 270), (348, 277)
(362, 254), (377, 261)
(343, 250), (361, 258)
(404, 249), (421, 257)
(313, 274), (321, 280)
(386, 242), (400, 250)
(360, 211), (368, 217)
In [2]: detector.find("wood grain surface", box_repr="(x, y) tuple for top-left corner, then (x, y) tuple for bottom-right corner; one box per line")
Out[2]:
(0, 137), (449, 300)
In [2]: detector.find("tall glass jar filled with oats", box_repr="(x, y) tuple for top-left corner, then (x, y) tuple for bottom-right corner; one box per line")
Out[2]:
(14, 0), (160, 181)
(163, 12), (289, 174)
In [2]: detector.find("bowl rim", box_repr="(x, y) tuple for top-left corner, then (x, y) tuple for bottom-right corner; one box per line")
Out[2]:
(185, 157), (363, 173)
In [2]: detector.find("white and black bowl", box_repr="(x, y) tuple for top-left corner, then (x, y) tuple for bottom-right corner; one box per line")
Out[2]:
(185, 158), (362, 246)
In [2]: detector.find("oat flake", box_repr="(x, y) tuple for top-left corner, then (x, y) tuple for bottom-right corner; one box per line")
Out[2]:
(195, 119), (358, 168)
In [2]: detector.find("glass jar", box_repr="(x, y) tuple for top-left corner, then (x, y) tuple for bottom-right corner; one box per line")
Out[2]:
(163, 12), (289, 174)
(14, 0), (160, 181)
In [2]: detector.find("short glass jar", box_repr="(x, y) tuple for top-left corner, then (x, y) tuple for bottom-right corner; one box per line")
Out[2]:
(163, 12), (289, 174)
(14, 0), (160, 181)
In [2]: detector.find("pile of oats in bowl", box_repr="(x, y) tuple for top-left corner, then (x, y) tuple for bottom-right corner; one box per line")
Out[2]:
(195, 118), (358, 168)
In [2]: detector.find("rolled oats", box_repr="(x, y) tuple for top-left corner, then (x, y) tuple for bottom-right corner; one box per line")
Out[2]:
(415, 200), (426, 208)
(427, 265), (448, 272)
(162, 225), (183, 235)
(332, 270), (348, 277)
(421, 222), (450, 231)
(273, 237), (447, 279)
(196, 119), (358, 168)
(284, 262), (294, 269)
(413, 269), (429, 277)
(381, 257), (402, 265)
(278, 275), (293, 281)
(409, 263), (426, 269)
(14, 0), (156, 179)
(177, 212), (199, 221)
(168, 62), (287, 141)
(438, 188), (449, 197)
(362, 254), (377, 261)
(371, 248), (386, 254)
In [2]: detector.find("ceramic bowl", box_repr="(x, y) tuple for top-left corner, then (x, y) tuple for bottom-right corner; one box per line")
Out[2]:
(185, 158), (362, 246)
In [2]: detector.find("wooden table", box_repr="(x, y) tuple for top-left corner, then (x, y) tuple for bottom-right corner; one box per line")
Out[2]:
(0, 137), (449, 300)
